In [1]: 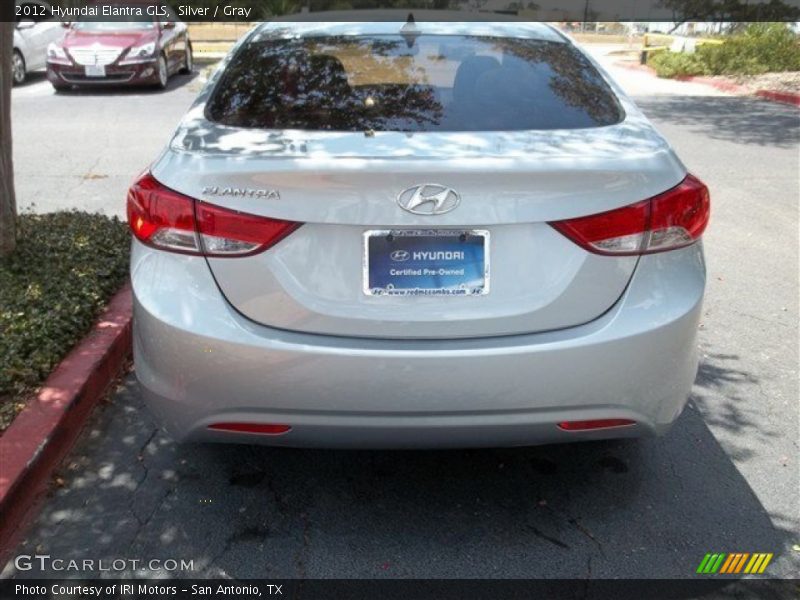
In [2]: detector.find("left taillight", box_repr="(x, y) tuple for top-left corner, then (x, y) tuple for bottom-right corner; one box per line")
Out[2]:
(127, 172), (301, 257)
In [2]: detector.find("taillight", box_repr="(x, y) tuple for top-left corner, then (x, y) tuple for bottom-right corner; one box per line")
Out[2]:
(127, 173), (300, 257)
(549, 174), (710, 256)
(127, 172), (200, 254)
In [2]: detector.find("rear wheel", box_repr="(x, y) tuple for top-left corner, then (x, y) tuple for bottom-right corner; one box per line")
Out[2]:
(155, 53), (169, 89)
(179, 43), (193, 75)
(12, 50), (26, 86)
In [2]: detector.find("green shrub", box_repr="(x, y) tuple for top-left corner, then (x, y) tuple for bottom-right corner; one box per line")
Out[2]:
(652, 23), (800, 79)
(699, 23), (800, 76)
(0, 212), (130, 429)
(650, 51), (708, 78)
(644, 46), (667, 66)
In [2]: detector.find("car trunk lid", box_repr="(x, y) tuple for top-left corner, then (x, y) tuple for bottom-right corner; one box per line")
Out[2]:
(152, 118), (686, 339)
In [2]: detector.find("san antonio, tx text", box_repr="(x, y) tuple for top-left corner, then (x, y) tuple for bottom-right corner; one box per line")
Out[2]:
(16, 583), (282, 596)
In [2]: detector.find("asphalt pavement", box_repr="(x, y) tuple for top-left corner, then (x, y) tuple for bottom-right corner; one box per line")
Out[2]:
(10, 70), (201, 217)
(3, 48), (798, 583)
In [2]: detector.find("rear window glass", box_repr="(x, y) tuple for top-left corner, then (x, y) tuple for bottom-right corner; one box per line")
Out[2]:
(206, 34), (623, 132)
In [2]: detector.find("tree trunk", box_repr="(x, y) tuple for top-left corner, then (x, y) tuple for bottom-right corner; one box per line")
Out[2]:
(0, 13), (17, 257)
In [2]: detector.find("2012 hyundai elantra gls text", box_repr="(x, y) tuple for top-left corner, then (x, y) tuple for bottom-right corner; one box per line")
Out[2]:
(128, 20), (710, 448)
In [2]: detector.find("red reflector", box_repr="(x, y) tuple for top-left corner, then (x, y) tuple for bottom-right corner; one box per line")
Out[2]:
(557, 419), (636, 431)
(208, 423), (292, 435)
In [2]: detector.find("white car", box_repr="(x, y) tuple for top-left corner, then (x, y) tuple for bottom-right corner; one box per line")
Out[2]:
(13, 0), (65, 85)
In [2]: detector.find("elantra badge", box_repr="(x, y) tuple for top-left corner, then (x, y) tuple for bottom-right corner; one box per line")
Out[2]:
(202, 186), (280, 201)
(397, 184), (460, 216)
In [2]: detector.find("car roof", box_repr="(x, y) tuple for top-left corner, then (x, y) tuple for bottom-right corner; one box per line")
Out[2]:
(258, 14), (566, 43)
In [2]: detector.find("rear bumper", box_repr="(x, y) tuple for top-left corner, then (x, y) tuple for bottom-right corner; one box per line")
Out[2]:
(46, 60), (160, 86)
(132, 240), (705, 448)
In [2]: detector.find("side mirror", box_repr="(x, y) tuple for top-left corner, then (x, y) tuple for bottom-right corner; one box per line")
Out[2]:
(61, 21), (71, 28)
(162, 21), (176, 30)
(16, 20), (36, 30)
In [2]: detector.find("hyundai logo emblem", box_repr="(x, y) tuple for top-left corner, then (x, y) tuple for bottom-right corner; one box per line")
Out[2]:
(397, 184), (460, 216)
(390, 250), (410, 262)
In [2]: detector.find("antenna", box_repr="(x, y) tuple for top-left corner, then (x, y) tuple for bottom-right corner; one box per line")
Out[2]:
(400, 13), (419, 49)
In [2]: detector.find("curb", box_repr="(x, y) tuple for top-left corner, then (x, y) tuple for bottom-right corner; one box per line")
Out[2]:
(613, 60), (800, 106)
(194, 52), (227, 62)
(754, 89), (800, 107)
(0, 284), (133, 558)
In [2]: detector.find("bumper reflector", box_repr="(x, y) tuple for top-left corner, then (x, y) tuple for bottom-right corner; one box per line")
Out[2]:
(208, 423), (291, 435)
(557, 419), (636, 431)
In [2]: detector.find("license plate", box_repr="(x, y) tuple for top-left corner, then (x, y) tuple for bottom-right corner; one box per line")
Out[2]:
(84, 65), (106, 78)
(363, 229), (489, 297)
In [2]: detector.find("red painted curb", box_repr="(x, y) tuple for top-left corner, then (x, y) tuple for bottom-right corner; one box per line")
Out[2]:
(0, 284), (133, 557)
(755, 89), (800, 107)
(614, 60), (800, 107)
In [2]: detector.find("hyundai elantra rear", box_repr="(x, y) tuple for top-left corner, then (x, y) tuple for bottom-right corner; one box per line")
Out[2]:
(128, 21), (709, 448)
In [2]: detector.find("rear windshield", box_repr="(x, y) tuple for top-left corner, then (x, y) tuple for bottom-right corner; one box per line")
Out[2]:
(206, 34), (623, 132)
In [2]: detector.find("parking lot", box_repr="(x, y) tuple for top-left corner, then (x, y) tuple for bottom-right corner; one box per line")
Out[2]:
(3, 47), (799, 580)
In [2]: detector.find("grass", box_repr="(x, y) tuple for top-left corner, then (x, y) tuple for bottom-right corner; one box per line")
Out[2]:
(0, 212), (130, 431)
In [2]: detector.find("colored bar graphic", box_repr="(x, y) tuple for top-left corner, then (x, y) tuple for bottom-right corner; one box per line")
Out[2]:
(697, 554), (713, 574)
(744, 553), (774, 574)
(745, 554), (761, 574)
(701, 552), (774, 575)
(723, 553), (740, 574)
(758, 554), (773, 573)
(734, 553), (750, 573)
(713, 554), (727, 573)
(719, 554), (736, 574)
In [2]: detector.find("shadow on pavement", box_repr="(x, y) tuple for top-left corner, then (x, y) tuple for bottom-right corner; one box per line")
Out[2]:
(2, 362), (792, 591)
(691, 350), (781, 463)
(13, 72), (48, 88)
(636, 96), (800, 148)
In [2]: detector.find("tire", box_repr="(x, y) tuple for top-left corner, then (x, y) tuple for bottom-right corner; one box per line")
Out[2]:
(155, 53), (169, 89)
(12, 50), (26, 86)
(179, 42), (193, 75)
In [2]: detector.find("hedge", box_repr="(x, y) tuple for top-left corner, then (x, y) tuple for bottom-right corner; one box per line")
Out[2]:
(0, 212), (130, 429)
(650, 23), (800, 78)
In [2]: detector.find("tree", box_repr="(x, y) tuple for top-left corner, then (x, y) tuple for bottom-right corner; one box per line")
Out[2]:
(660, 0), (800, 32)
(0, 9), (16, 257)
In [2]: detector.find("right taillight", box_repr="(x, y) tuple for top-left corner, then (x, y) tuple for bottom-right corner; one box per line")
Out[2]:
(127, 172), (301, 257)
(549, 174), (710, 256)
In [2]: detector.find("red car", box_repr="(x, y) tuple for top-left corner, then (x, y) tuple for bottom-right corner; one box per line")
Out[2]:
(46, 4), (192, 91)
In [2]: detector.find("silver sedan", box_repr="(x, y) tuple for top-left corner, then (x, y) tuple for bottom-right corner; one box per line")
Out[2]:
(128, 20), (709, 448)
